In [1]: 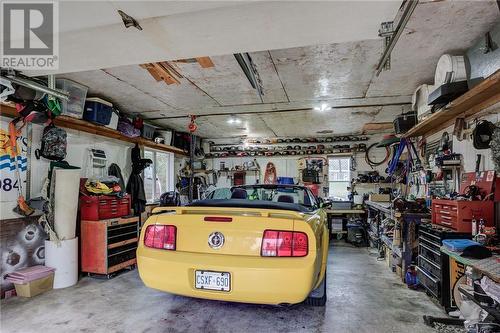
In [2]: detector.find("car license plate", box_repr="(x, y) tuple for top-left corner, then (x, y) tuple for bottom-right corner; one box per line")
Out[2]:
(195, 270), (231, 292)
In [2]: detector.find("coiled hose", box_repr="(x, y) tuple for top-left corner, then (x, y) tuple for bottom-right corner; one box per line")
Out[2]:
(365, 143), (390, 168)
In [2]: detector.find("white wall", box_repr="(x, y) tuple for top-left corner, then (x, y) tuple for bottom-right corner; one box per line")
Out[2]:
(0, 117), (180, 220)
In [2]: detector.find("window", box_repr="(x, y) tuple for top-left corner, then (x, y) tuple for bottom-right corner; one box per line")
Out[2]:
(143, 149), (174, 203)
(328, 157), (351, 200)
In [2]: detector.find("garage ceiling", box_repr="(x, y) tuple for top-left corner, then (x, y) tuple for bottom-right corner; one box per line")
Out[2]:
(57, 0), (499, 139)
(22, 1), (400, 76)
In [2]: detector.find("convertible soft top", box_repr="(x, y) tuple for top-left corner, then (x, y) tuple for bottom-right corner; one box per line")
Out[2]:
(187, 199), (313, 213)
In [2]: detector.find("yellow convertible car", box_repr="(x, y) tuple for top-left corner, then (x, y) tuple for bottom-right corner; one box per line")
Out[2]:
(137, 184), (330, 306)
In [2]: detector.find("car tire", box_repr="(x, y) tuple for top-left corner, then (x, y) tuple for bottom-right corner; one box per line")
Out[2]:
(304, 270), (327, 306)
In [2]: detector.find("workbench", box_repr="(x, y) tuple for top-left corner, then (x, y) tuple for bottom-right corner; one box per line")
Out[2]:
(440, 246), (500, 316)
(366, 200), (431, 280)
(326, 209), (366, 214)
(326, 208), (365, 236)
(365, 201), (392, 216)
(441, 246), (500, 284)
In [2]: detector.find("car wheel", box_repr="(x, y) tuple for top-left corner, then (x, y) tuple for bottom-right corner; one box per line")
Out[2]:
(304, 270), (327, 306)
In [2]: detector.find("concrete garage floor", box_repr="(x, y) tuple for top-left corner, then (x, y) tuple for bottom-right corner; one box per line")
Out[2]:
(1, 241), (444, 333)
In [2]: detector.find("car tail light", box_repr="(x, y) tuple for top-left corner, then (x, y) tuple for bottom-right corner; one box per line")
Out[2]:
(261, 230), (308, 257)
(144, 225), (176, 250)
(204, 216), (233, 222)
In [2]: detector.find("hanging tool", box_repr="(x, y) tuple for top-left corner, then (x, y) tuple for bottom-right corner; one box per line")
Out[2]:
(475, 154), (482, 178)
(4, 118), (34, 216)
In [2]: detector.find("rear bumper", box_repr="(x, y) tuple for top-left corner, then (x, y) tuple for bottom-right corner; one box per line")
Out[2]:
(137, 247), (318, 305)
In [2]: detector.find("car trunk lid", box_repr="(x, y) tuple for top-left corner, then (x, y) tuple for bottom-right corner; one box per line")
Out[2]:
(150, 207), (309, 257)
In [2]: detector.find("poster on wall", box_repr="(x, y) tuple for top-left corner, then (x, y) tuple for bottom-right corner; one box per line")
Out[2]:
(0, 120), (27, 202)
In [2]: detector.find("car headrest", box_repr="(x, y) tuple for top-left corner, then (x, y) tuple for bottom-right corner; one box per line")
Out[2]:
(231, 188), (247, 199)
(277, 195), (294, 203)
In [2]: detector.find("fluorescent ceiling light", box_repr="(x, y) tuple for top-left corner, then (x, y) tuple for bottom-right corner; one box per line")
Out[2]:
(314, 103), (331, 112)
(227, 117), (241, 124)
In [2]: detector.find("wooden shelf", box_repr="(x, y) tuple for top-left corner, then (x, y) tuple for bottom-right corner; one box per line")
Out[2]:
(0, 105), (187, 156)
(404, 70), (500, 138)
(210, 137), (369, 147)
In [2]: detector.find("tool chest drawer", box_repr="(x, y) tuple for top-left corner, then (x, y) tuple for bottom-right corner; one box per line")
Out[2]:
(80, 195), (131, 221)
(81, 216), (139, 275)
(419, 243), (441, 266)
(417, 266), (440, 297)
(418, 255), (441, 278)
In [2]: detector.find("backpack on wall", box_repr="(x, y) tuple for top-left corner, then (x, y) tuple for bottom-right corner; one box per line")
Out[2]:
(36, 124), (67, 161)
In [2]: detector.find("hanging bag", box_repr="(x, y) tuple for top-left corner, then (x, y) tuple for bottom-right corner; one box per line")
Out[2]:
(35, 124), (67, 161)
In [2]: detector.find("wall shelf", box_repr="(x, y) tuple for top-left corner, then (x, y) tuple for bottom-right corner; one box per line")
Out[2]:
(404, 70), (500, 138)
(1, 105), (187, 156)
(209, 136), (369, 147)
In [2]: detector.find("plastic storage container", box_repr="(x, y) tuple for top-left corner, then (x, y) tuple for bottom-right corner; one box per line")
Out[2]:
(80, 194), (131, 221)
(106, 109), (119, 130)
(141, 123), (156, 140)
(56, 79), (88, 119)
(442, 239), (480, 252)
(155, 130), (173, 145)
(277, 177), (294, 185)
(83, 98), (113, 126)
(393, 112), (417, 134)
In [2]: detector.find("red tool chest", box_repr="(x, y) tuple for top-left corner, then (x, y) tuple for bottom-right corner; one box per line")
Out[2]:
(431, 171), (496, 232)
(80, 194), (131, 221)
(432, 200), (494, 232)
(81, 216), (139, 276)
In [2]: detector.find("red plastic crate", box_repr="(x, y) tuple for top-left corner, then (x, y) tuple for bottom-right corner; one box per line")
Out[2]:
(80, 194), (131, 221)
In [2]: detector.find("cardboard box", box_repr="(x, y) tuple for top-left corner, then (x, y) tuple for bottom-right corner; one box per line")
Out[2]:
(14, 272), (54, 297)
(369, 194), (391, 202)
(396, 265), (402, 278)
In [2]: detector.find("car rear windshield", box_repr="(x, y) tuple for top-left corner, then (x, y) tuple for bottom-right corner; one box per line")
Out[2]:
(229, 186), (315, 208)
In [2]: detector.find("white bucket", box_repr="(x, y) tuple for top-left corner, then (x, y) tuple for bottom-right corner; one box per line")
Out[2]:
(434, 54), (467, 85)
(53, 168), (80, 240)
(45, 238), (78, 289)
(353, 195), (363, 205)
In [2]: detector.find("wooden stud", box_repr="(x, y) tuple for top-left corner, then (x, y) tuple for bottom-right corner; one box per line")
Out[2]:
(151, 63), (180, 85)
(196, 57), (214, 68)
(362, 122), (394, 132)
(145, 67), (162, 81)
(160, 62), (183, 78)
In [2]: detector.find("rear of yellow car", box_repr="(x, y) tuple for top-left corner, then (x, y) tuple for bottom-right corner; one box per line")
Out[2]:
(136, 206), (328, 306)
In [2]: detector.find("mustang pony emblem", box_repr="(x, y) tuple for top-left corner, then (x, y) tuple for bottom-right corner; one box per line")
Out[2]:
(208, 232), (225, 249)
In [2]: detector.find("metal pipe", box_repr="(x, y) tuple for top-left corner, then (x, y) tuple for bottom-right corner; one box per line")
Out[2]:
(3, 75), (69, 101)
(375, 0), (419, 76)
